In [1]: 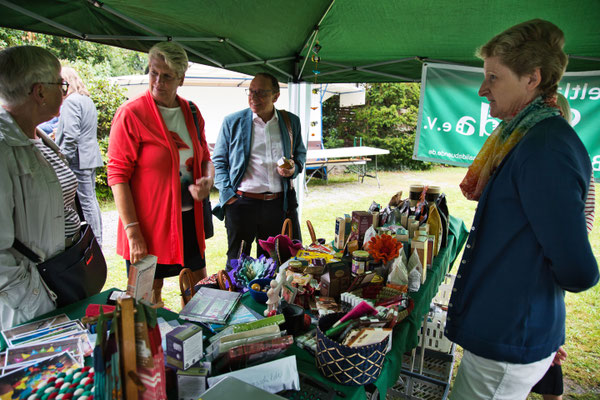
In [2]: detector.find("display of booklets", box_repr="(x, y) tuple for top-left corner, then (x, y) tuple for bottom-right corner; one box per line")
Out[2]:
(127, 254), (158, 302)
(1, 314), (70, 347)
(3, 337), (85, 371)
(208, 314), (285, 345)
(207, 303), (263, 332)
(205, 325), (283, 362)
(0, 352), (80, 396)
(214, 335), (294, 373)
(7, 320), (87, 348)
(346, 327), (393, 347)
(179, 287), (242, 325)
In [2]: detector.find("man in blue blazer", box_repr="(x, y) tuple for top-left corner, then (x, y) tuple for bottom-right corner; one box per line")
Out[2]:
(212, 72), (306, 266)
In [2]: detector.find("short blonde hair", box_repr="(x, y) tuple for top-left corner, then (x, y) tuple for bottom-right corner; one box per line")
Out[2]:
(148, 42), (189, 78)
(61, 66), (89, 97)
(0, 46), (61, 106)
(477, 19), (568, 98)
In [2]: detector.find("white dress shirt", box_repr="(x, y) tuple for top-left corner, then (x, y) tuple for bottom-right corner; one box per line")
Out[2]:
(237, 112), (284, 193)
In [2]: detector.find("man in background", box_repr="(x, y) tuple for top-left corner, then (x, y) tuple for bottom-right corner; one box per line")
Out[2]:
(212, 72), (306, 266)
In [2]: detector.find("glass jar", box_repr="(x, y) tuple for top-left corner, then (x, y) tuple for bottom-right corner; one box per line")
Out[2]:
(352, 250), (370, 274)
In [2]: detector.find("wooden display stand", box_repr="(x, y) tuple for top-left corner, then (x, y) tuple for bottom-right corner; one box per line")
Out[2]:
(118, 297), (140, 399)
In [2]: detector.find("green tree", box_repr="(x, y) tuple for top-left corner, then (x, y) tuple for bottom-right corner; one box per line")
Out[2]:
(322, 82), (430, 170)
(0, 28), (145, 76)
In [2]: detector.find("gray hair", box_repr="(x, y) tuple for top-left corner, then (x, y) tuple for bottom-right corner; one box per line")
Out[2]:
(148, 42), (189, 78)
(0, 46), (61, 106)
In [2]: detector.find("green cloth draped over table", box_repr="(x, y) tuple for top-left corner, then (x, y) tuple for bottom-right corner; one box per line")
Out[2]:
(1, 216), (467, 400)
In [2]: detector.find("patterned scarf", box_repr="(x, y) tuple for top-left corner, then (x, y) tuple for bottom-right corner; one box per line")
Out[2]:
(460, 96), (559, 200)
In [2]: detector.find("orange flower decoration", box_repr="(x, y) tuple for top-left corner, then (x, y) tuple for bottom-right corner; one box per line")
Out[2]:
(367, 234), (403, 264)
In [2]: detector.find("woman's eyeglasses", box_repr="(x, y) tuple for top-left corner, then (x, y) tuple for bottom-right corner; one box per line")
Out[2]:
(37, 81), (70, 95)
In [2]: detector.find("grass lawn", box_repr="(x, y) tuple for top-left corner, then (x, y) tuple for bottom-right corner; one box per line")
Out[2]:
(100, 166), (600, 397)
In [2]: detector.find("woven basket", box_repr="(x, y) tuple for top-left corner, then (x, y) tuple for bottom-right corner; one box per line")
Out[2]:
(315, 313), (388, 386)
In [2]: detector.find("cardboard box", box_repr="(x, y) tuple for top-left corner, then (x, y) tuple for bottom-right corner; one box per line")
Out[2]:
(334, 215), (352, 250)
(177, 364), (210, 400)
(320, 262), (351, 300)
(351, 211), (373, 247)
(166, 324), (204, 370)
(335, 217), (347, 249)
(411, 237), (428, 284)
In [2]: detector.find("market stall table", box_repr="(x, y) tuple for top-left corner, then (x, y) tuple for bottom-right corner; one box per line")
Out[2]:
(305, 146), (390, 190)
(2, 216), (467, 399)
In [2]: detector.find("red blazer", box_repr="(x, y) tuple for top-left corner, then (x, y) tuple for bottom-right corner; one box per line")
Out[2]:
(107, 90), (210, 265)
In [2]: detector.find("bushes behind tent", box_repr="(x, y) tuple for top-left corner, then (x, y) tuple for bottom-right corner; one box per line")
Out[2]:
(322, 82), (432, 171)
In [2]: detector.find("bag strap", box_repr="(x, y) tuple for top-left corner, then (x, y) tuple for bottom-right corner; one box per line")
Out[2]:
(279, 109), (294, 160)
(12, 138), (87, 263)
(279, 109), (296, 191)
(188, 101), (202, 142)
(12, 238), (42, 263)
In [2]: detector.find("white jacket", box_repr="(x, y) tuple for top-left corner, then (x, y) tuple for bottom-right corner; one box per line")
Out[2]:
(0, 108), (64, 329)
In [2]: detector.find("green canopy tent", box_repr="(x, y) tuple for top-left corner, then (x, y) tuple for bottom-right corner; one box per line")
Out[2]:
(1, 0), (599, 84)
(1, 2), (599, 398)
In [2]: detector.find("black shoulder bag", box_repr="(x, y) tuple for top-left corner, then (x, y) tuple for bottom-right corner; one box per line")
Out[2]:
(12, 195), (107, 308)
(189, 101), (214, 239)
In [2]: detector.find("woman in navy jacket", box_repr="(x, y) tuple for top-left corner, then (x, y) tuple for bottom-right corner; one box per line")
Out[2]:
(448, 19), (599, 399)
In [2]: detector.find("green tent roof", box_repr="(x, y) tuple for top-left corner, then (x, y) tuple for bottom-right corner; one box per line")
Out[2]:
(1, 0), (599, 83)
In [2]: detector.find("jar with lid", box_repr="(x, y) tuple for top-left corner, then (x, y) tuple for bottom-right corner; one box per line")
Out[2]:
(409, 184), (424, 207)
(426, 185), (441, 205)
(352, 250), (370, 274)
(288, 260), (304, 273)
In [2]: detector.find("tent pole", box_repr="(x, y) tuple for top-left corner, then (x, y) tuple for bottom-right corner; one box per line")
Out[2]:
(355, 67), (417, 82)
(0, 0), (84, 39)
(86, 0), (223, 67)
(224, 38), (292, 79)
(295, 0), (337, 81)
(569, 55), (600, 63)
(288, 82), (312, 221)
(84, 35), (222, 42)
(225, 57), (295, 68)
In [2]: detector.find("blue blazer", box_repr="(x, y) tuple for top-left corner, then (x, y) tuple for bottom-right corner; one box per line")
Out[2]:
(212, 108), (307, 220)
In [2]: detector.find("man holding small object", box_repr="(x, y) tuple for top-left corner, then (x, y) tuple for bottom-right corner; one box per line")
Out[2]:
(212, 72), (306, 266)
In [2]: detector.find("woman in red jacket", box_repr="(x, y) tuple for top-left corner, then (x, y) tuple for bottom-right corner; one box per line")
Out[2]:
(107, 41), (213, 304)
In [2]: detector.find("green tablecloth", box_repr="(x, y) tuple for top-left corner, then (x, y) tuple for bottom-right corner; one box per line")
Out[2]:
(2, 215), (467, 400)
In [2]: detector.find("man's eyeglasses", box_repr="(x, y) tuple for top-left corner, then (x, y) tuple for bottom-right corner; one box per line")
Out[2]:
(245, 88), (274, 98)
(38, 81), (70, 96)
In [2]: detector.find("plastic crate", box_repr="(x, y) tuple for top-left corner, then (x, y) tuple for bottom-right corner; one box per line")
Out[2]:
(385, 370), (450, 400)
(367, 348), (455, 400)
(432, 274), (455, 308)
(402, 347), (455, 383)
(417, 311), (454, 354)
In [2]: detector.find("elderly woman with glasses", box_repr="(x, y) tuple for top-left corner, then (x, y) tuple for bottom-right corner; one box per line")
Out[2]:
(108, 41), (214, 304)
(0, 46), (79, 329)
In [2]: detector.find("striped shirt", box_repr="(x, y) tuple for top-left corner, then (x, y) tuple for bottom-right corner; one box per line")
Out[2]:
(586, 174), (595, 234)
(31, 139), (81, 238)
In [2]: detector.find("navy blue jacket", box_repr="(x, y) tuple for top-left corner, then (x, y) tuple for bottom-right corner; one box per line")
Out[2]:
(446, 116), (599, 364)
